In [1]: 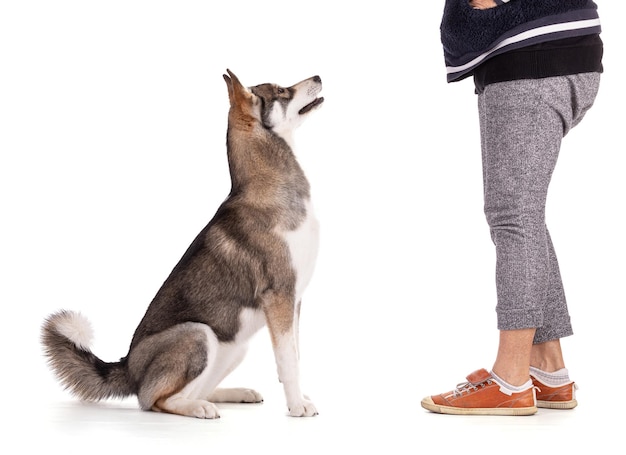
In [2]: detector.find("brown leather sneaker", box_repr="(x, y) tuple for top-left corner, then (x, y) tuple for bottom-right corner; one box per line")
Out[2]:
(421, 368), (537, 416)
(531, 375), (578, 409)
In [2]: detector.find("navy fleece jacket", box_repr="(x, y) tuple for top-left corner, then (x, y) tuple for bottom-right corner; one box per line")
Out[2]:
(441, 0), (601, 82)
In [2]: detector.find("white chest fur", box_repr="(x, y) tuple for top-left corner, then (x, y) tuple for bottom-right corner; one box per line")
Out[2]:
(280, 199), (319, 303)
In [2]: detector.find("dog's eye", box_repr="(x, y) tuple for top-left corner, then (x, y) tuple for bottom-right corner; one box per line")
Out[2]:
(277, 87), (285, 94)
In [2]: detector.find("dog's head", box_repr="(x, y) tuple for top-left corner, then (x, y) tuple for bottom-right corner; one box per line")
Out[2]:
(223, 69), (323, 138)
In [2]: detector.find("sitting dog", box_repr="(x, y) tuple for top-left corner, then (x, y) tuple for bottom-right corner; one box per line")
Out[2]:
(41, 70), (324, 419)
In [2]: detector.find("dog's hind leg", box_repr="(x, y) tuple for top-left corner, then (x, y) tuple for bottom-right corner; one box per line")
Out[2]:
(262, 291), (317, 417)
(130, 322), (224, 419)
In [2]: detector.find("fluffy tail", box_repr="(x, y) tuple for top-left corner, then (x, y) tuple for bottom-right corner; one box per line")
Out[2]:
(41, 310), (135, 401)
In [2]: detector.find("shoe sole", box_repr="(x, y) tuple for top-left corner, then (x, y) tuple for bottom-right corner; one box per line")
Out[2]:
(421, 397), (537, 416)
(537, 399), (578, 410)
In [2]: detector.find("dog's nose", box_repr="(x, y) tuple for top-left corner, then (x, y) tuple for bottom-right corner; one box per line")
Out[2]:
(313, 76), (321, 84)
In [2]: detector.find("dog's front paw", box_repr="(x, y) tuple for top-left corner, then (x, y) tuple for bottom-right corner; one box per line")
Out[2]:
(209, 387), (263, 403)
(194, 401), (221, 419)
(238, 388), (264, 403)
(228, 387), (263, 403)
(288, 397), (318, 417)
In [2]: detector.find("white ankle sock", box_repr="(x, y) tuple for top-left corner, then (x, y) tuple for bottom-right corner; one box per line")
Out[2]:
(529, 366), (571, 386)
(490, 371), (533, 395)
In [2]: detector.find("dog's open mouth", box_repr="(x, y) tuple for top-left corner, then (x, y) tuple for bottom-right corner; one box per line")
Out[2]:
(299, 97), (324, 115)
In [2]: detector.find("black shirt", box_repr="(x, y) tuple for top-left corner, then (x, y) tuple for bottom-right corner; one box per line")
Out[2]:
(473, 34), (603, 93)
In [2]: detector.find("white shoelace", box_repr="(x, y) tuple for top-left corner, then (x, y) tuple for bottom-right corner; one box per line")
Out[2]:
(452, 378), (493, 397)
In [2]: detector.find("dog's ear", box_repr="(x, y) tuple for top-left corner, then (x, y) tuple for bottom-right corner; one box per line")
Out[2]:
(223, 69), (252, 108)
(223, 69), (260, 129)
(223, 72), (234, 104)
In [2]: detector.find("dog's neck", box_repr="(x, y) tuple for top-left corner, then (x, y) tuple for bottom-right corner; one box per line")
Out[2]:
(226, 126), (307, 199)
(272, 128), (295, 151)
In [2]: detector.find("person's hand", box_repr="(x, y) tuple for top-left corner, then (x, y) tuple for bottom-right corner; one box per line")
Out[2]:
(469, 0), (498, 9)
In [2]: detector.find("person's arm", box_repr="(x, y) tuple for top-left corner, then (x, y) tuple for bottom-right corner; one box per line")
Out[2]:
(470, 0), (507, 9)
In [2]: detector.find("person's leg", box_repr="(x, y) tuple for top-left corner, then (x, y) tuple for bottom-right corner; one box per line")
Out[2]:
(421, 73), (601, 415)
(530, 339), (565, 372)
(530, 231), (568, 373)
(487, 73), (601, 380)
(420, 78), (562, 415)
(492, 328), (536, 386)
(478, 76), (567, 387)
(530, 73), (601, 366)
(532, 230), (571, 345)
(490, 236), (568, 383)
(480, 77), (561, 330)
(488, 74), (601, 409)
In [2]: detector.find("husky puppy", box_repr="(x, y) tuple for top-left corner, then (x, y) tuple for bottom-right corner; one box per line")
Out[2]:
(41, 70), (324, 419)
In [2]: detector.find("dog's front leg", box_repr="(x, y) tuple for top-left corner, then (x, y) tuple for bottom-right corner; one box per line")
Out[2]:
(294, 298), (302, 360)
(262, 291), (317, 417)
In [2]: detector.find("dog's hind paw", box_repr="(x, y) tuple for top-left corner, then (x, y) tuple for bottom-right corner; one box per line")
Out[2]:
(288, 398), (318, 417)
(155, 397), (221, 419)
(209, 387), (264, 403)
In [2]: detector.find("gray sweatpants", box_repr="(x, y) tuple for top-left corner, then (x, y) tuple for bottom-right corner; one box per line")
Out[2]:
(477, 73), (601, 344)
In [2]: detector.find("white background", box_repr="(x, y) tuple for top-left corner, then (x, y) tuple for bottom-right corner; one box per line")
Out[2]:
(1, 1), (624, 453)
